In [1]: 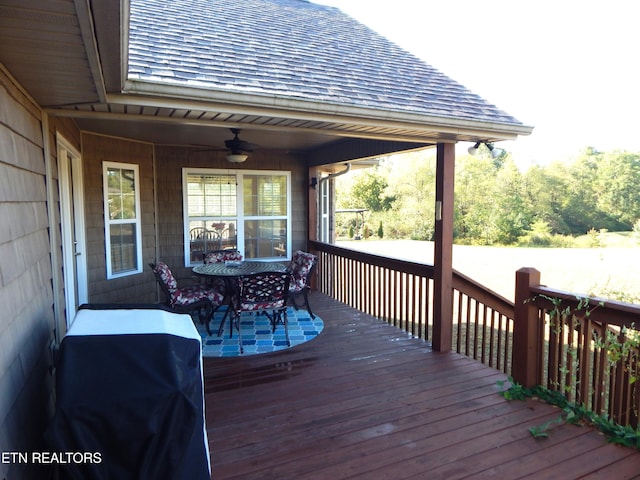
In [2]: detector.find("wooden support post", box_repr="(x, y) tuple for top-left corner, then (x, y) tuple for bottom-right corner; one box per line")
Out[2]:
(513, 267), (542, 387)
(432, 143), (455, 352)
(307, 167), (320, 291)
(308, 166), (319, 244)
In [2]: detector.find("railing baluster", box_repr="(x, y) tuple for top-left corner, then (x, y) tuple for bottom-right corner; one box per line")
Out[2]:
(309, 242), (640, 429)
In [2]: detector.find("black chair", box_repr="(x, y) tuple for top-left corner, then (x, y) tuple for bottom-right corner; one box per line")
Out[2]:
(232, 271), (290, 354)
(149, 262), (224, 335)
(287, 250), (318, 319)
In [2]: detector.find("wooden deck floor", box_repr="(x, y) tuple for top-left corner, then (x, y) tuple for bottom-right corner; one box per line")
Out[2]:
(203, 292), (640, 479)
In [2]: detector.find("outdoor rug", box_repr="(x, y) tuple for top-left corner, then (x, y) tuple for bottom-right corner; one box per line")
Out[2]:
(197, 307), (324, 357)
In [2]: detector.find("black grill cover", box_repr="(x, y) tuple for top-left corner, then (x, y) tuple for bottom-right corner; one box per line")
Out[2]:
(44, 307), (210, 480)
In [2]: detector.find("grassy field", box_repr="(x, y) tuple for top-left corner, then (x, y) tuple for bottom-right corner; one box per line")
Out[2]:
(337, 233), (640, 303)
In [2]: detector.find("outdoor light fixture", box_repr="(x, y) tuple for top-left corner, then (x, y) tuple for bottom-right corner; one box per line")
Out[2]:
(224, 129), (253, 163)
(467, 142), (481, 156)
(226, 153), (248, 163)
(486, 143), (504, 159)
(468, 141), (504, 159)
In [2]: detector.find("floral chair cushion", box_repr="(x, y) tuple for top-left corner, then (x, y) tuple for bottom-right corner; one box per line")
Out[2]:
(288, 250), (317, 293)
(155, 261), (178, 290)
(153, 261), (224, 307)
(171, 285), (224, 307)
(203, 250), (243, 264)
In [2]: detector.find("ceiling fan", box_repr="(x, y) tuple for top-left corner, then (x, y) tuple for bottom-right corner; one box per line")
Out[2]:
(224, 128), (254, 163)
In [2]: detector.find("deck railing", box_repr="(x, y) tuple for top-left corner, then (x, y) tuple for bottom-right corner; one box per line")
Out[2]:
(451, 270), (514, 374)
(515, 268), (640, 428)
(309, 241), (514, 373)
(309, 242), (640, 428)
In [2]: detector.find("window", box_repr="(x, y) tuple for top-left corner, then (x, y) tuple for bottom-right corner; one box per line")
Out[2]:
(183, 169), (290, 265)
(103, 162), (142, 278)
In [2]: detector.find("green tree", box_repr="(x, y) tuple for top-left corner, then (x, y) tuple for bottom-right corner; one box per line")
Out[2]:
(494, 159), (531, 244)
(522, 163), (571, 234)
(335, 146), (640, 246)
(561, 150), (604, 234)
(454, 155), (501, 244)
(593, 150), (640, 228)
(385, 153), (436, 240)
(350, 169), (396, 212)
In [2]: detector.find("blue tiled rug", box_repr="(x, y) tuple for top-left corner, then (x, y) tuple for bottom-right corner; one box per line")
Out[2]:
(197, 307), (324, 357)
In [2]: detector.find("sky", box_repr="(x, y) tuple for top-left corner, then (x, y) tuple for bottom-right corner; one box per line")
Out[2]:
(313, 0), (640, 167)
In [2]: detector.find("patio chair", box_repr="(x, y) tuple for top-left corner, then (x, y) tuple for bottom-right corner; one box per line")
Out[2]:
(150, 262), (224, 335)
(232, 271), (290, 354)
(189, 227), (216, 262)
(287, 250), (318, 319)
(202, 249), (243, 264)
(202, 249), (244, 291)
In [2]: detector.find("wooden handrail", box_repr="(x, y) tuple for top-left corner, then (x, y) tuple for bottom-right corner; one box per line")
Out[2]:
(309, 241), (515, 373)
(309, 242), (640, 428)
(514, 267), (640, 428)
(530, 285), (640, 327)
(309, 241), (434, 276)
(452, 268), (514, 318)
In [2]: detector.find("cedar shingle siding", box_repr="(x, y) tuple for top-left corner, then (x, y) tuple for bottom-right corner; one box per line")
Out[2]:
(0, 68), (55, 480)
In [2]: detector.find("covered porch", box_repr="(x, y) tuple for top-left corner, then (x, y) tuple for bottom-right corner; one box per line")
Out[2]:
(4, 1), (639, 478)
(204, 291), (640, 479)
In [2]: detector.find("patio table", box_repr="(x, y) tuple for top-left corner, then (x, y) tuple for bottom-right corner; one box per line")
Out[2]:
(193, 261), (286, 336)
(193, 260), (286, 278)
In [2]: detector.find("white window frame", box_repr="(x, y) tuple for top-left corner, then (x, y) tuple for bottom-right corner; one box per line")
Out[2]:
(182, 168), (292, 266)
(103, 161), (143, 279)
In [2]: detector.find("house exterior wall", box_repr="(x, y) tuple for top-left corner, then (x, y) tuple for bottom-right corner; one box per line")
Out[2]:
(0, 67), (57, 479)
(0, 70), (311, 478)
(153, 146), (308, 282)
(82, 133), (157, 304)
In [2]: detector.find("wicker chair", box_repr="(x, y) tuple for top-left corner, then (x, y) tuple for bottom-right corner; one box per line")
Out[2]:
(150, 262), (224, 335)
(287, 250), (318, 319)
(232, 271), (290, 354)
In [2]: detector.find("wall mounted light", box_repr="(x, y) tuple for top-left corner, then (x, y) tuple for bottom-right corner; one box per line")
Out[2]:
(468, 142), (481, 156)
(468, 141), (504, 159)
(310, 177), (318, 189)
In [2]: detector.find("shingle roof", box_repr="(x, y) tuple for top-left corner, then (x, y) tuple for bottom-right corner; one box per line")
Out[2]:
(128, 0), (523, 126)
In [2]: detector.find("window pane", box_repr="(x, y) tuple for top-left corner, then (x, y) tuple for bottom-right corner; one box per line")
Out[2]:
(187, 174), (237, 217)
(122, 194), (136, 219)
(110, 223), (137, 273)
(243, 174), (287, 216)
(188, 220), (238, 262)
(244, 219), (287, 259)
(107, 194), (123, 220)
(107, 167), (137, 220)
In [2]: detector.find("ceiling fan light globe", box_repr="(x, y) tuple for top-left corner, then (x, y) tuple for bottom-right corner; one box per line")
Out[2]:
(227, 153), (248, 163)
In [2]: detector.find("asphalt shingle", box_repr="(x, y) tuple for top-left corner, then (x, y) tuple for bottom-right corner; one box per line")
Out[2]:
(128, 0), (522, 125)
